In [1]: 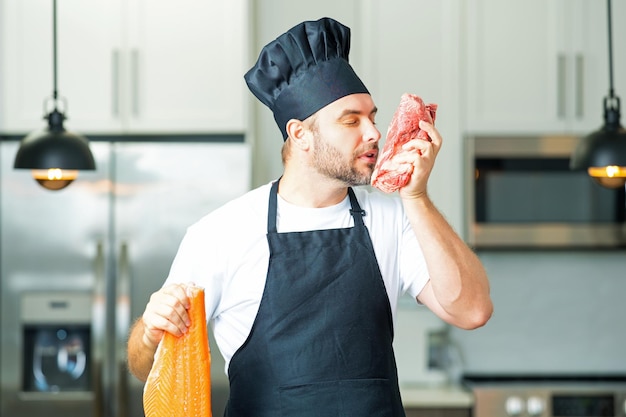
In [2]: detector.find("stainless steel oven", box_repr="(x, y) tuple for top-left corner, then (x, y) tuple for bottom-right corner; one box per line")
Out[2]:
(465, 135), (626, 249)
(464, 376), (626, 417)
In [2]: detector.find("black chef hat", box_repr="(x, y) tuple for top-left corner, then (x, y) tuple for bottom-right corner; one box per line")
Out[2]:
(244, 17), (370, 140)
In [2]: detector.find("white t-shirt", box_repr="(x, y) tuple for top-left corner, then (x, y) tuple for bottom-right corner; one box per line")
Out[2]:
(165, 182), (430, 372)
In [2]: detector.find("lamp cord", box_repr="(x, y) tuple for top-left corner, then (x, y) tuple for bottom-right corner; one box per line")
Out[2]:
(48, 0), (65, 130)
(52, 0), (58, 102)
(603, 0), (621, 130)
(607, 0), (614, 99)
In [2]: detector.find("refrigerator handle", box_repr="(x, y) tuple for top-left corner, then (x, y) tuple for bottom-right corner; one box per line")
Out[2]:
(115, 242), (131, 417)
(93, 241), (107, 417)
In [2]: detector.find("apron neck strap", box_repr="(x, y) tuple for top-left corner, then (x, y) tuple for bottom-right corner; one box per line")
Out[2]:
(268, 180), (280, 233)
(347, 187), (366, 226)
(267, 179), (365, 233)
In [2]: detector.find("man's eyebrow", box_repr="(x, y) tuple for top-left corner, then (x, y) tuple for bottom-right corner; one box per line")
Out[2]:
(338, 107), (378, 118)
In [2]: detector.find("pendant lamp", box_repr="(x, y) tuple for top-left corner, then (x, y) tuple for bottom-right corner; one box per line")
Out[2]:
(570, 0), (626, 189)
(13, 0), (95, 191)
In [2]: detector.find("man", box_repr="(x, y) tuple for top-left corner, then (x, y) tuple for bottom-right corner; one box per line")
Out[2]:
(127, 17), (492, 416)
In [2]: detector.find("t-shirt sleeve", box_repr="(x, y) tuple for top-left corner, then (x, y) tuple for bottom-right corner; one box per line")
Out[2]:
(164, 221), (224, 320)
(399, 215), (430, 299)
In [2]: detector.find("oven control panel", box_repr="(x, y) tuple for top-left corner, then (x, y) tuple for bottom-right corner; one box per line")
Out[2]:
(504, 395), (546, 417)
(472, 385), (626, 417)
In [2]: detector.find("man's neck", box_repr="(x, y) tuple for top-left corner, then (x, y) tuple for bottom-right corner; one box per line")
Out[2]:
(278, 172), (349, 208)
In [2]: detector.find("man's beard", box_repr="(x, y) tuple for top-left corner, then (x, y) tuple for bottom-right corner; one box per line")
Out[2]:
(311, 132), (376, 186)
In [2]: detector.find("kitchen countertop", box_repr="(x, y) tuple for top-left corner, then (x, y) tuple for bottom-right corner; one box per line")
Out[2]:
(400, 384), (474, 408)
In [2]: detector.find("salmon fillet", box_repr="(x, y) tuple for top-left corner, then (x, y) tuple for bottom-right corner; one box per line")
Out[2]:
(371, 93), (438, 193)
(143, 286), (212, 417)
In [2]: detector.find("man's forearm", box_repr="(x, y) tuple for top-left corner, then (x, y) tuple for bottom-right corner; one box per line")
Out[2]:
(127, 318), (158, 382)
(404, 194), (492, 328)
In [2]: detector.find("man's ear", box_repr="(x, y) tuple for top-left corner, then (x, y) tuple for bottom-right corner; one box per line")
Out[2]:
(285, 119), (310, 149)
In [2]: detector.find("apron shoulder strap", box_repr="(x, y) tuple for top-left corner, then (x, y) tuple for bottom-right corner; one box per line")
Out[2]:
(268, 182), (365, 233)
(268, 180), (280, 233)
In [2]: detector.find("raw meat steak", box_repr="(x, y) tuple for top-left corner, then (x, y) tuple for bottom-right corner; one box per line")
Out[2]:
(371, 94), (437, 193)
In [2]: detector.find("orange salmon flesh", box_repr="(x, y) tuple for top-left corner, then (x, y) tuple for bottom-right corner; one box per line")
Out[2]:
(143, 286), (212, 417)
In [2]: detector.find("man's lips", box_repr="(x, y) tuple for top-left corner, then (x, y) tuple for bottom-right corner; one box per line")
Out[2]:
(358, 147), (379, 162)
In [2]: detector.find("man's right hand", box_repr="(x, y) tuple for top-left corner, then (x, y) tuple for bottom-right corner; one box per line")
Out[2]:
(127, 283), (193, 381)
(141, 283), (193, 348)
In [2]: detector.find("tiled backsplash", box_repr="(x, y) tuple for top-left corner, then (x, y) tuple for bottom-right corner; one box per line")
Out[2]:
(449, 250), (626, 376)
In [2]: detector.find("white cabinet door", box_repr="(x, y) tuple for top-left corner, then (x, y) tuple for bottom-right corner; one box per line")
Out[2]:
(463, 0), (626, 135)
(58, 1), (124, 133)
(122, 0), (247, 133)
(0, 0), (247, 134)
(464, 0), (564, 134)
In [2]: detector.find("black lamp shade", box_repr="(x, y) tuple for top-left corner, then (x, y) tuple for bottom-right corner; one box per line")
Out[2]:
(14, 128), (96, 171)
(570, 124), (626, 188)
(570, 126), (626, 170)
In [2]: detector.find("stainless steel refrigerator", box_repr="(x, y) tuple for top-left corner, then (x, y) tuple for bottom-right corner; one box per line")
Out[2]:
(0, 138), (249, 416)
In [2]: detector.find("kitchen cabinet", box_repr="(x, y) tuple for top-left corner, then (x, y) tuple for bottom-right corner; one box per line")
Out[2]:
(463, 0), (626, 135)
(0, 0), (247, 134)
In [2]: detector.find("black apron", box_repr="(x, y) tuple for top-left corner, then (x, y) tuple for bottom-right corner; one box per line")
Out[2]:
(224, 180), (405, 417)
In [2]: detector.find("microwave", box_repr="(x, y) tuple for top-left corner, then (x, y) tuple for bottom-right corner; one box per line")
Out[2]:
(465, 135), (626, 249)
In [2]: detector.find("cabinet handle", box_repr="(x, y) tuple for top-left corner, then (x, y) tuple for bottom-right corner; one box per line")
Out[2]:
(131, 49), (140, 118)
(112, 50), (120, 118)
(575, 54), (584, 119)
(557, 54), (567, 119)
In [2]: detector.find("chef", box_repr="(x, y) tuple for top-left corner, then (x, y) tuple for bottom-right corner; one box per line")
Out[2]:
(127, 17), (492, 416)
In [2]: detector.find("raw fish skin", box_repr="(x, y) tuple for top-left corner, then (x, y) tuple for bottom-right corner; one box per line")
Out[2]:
(143, 286), (212, 417)
(371, 94), (437, 193)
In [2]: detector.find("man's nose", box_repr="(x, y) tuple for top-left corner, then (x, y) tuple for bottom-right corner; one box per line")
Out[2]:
(363, 120), (381, 142)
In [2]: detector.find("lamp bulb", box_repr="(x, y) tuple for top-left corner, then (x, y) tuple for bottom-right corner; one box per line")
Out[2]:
(31, 169), (79, 191)
(587, 166), (626, 188)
